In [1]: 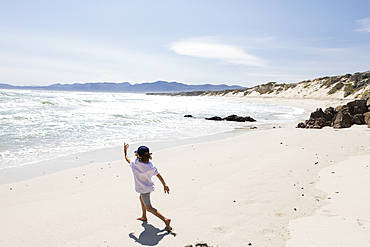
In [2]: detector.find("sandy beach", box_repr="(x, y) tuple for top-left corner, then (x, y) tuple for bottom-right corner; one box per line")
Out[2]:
(1, 97), (370, 247)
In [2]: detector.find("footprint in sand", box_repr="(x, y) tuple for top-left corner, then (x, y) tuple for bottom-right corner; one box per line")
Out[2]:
(275, 212), (286, 217)
(261, 228), (275, 236)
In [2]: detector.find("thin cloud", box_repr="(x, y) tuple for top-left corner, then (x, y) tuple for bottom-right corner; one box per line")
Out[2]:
(356, 17), (370, 33)
(169, 39), (265, 67)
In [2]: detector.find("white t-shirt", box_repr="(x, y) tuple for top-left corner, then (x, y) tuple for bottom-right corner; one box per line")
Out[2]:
(130, 158), (159, 194)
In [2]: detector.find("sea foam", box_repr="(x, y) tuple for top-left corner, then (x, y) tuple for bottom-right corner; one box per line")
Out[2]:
(0, 89), (304, 170)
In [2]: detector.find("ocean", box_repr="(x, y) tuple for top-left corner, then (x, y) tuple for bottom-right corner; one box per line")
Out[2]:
(0, 89), (304, 171)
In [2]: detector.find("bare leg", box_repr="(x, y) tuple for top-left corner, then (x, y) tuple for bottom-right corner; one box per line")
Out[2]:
(136, 195), (147, 221)
(145, 204), (172, 231)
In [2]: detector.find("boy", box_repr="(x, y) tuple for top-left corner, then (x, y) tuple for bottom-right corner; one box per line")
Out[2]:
(124, 143), (172, 231)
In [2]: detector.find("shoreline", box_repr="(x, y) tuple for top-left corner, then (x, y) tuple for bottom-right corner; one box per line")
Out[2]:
(0, 127), (258, 185)
(1, 96), (369, 246)
(0, 96), (309, 185)
(0, 123), (274, 185)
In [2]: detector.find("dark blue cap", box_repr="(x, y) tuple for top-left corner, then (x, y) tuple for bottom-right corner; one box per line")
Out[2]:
(134, 146), (151, 156)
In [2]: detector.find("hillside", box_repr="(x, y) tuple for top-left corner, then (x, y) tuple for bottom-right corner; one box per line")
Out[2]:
(149, 71), (370, 100)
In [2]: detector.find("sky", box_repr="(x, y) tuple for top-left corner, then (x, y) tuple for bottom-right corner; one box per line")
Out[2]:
(0, 0), (370, 87)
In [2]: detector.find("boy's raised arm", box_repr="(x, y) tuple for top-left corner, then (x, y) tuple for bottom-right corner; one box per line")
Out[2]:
(124, 143), (131, 164)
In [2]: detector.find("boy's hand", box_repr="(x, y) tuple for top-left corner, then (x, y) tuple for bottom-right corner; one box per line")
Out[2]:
(156, 174), (169, 194)
(164, 185), (170, 194)
(124, 143), (130, 164)
(124, 143), (129, 153)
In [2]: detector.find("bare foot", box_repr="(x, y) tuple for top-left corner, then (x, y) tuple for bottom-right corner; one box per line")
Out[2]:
(165, 218), (172, 231)
(136, 217), (147, 221)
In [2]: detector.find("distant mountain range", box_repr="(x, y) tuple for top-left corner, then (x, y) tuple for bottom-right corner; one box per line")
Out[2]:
(0, 81), (245, 93)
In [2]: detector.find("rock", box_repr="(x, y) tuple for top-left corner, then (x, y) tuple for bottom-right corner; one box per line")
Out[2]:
(243, 116), (257, 122)
(334, 105), (350, 114)
(294, 99), (370, 129)
(353, 114), (365, 125)
(195, 243), (210, 247)
(310, 119), (326, 129)
(347, 100), (367, 115)
(224, 114), (241, 121)
(324, 107), (336, 122)
(205, 116), (223, 121)
(299, 108), (334, 129)
(366, 97), (370, 109)
(309, 108), (325, 119)
(184, 115), (193, 118)
(244, 116), (257, 122)
(296, 122), (306, 128)
(205, 115), (256, 122)
(332, 111), (353, 128)
(224, 114), (256, 122)
(353, 106), (363, 115)
(363, 112), (370, 124)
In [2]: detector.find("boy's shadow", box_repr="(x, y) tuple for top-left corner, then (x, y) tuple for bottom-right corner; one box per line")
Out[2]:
(129, 221), (175, 246)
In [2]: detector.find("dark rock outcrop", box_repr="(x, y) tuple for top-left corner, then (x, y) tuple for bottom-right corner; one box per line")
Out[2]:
(347, 100), (368, 114)
(297, 122), (307, 128)
(364, 112), (370, 125)
(332, 111), (353, 128)
(205, 116), (223, 121)
(301, 108), (332, 128)
(324, 107), (336, 121)
(223, 114), (256, 122)
(297, 98), (370, 129)
(206, 115), (256, 122)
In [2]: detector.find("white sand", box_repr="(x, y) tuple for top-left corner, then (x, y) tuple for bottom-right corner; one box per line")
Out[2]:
(1, 98), (370, 246)
(287, 145), (370, 246)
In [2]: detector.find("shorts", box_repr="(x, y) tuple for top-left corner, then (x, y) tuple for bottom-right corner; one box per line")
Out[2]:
(140, 192), (151, 206)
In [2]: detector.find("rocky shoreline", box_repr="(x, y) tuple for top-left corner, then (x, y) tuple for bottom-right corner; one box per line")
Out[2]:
(296, 98), (370, 129)
(185, 114), (256, 123)
(205, 114), (256, 122)
(149, 71), (370, 130)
